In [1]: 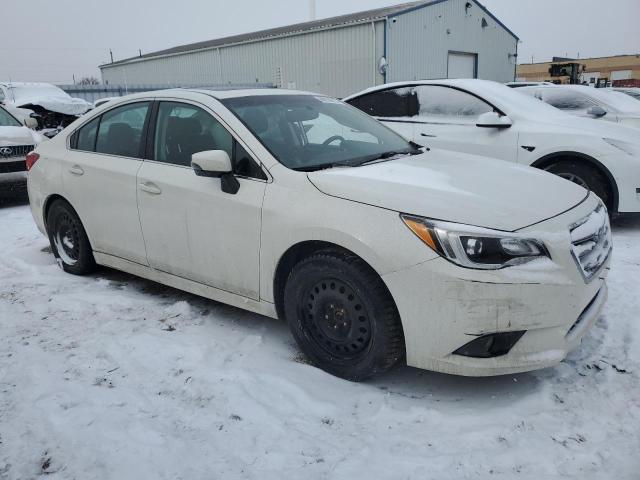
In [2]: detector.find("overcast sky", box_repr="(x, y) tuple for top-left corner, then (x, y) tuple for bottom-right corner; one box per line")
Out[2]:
(1, 0), (638, 83)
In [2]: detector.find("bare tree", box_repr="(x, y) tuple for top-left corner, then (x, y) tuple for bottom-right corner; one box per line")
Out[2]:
(77, 76), (100, 85)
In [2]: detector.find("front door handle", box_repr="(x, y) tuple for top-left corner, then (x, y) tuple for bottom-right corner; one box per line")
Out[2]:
(69, 165), (84, 176)
(139, 182), (162, 195)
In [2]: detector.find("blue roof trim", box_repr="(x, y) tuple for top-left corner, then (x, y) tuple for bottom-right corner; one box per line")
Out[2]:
(388, 0), (519, 41)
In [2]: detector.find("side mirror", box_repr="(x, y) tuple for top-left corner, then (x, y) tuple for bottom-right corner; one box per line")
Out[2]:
(24, 117), (38, 129)
(192, 150), (232, 177)
(587, 105), (607, 118)
(191, 150), (240, 195)
(476, 112), (513, 129)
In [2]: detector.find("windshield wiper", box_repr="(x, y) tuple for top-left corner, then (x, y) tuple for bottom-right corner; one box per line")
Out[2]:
(350, 147), (423, 167)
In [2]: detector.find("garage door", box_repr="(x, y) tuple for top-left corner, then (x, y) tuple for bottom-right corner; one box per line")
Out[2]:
(447, 52), (477, 79)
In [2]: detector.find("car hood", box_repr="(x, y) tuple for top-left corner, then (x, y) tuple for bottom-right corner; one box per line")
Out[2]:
(10, 96), (91, 116)
(0, 126), (40, 146)
(307, 150), (589, 232)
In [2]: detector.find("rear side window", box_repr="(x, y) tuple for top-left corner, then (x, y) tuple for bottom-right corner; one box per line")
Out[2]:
(75, 116), (100, 151)
(95, 102), (150, 158)
(348, 88), (418, 118)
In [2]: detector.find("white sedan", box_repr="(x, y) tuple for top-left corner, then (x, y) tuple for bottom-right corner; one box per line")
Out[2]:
(0, 105), (44, 191)
(27, 89), (611, 380)
(344, 79), (640, 215)
(518, 84), (640, 129)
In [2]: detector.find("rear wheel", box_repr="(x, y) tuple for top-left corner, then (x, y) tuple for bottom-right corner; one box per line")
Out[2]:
(284, 250), (404, 381)
(46, 200), (96, 275)
(544, 160), (612, 209)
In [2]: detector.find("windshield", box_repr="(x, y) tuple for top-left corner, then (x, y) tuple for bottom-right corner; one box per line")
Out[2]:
(222, 94), (417, 171)
(0, 106), (21, 127)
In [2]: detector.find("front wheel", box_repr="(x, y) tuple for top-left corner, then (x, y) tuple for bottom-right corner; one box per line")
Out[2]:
(46, 200), (96, 275)
(284, 251), (404, 381)
(544, 160), (612, 210)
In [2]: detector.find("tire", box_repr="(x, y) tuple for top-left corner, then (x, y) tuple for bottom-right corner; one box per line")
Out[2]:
(545, 160), (612, 209)
(284, 250), (404, 381)
(46, 200), (96, 275)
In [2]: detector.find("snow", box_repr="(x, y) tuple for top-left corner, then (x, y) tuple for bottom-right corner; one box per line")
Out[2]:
(0, 200), (639, 479)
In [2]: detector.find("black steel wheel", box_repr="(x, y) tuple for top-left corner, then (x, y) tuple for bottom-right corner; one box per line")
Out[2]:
(284, 250), (404, 381)
(47, 200), (96, 275)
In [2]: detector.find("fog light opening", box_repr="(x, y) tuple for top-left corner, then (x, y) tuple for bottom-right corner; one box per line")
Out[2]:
(453, 331), (526, 358)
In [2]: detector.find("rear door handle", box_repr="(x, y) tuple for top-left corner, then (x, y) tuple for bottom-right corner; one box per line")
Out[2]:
(139, 182), (162, 195)
(420, 133), (437, 138)
(69, 165), (84, 176)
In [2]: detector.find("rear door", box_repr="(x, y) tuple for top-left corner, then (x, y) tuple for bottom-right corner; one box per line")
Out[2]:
(64, 101), (151, 264)
(136, 100), (267, 299)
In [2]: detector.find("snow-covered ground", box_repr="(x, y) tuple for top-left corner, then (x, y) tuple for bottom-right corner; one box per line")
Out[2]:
(0, 198), (638, 480)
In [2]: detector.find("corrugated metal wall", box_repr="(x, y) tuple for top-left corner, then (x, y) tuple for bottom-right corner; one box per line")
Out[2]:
(100, 1), (517, 98)
(101, 22), (385, 98)
(385, 0), (517, 83)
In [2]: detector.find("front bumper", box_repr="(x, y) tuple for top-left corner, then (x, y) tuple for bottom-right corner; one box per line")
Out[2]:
(383, 194), (611, 376)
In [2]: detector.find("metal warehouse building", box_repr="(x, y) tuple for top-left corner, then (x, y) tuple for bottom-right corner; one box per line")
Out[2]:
(100, 0), (518, 98)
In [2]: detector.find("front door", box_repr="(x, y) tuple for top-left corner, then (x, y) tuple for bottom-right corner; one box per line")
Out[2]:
(407, 85), (518, 161)
(136, 100), (267, 300)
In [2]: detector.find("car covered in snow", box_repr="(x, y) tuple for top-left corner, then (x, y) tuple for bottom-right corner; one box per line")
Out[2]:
(344, 79), (640, 215)
(0, 82), (92, 138)
(612, 87), (640, 102)
(518, 84), (640, 129)
(27, 89), (611, 380)
(0, 105), (44, 191)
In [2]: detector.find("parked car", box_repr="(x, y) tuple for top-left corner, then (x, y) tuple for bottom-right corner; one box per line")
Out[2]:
(344, 79), (640, 215)
(518, 84), (640, 129)
(27, 89), (611, 380)
(0, 105), (44, 191)
(613, 87), (640, 101)
(0, 82), (92, 138)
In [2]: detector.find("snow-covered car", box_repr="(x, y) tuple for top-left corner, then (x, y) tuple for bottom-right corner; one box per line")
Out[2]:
(518, 84), (640, 129)
(0, 105), (44, 190)
(0, 82), (92, 138)
(506, 81), (555, 88)
(27, 89), (611, 380)
(613, 87), (640, 101)
(344, 79), (640, 215)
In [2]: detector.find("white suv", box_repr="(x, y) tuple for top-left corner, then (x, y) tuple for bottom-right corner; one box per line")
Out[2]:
(27, 89), (611, 380)
(345, 79), (640, 215)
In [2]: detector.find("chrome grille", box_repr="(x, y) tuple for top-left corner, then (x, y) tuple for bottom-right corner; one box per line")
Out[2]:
(0, 145), (34, 159)
(569, 202), (612, 282)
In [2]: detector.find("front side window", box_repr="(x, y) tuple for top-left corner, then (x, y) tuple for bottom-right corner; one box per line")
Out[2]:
(0, 106), (21, 127)
(95, 102), (150, 157)
(223, 95), (416, 171)
(540, 90), (597, 111)
(154, 102), (232, 167)
(413, 86), (493, 120)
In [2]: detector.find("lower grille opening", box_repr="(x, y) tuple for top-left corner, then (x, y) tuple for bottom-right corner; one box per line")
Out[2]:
(453, 331), (526, 359)
(0, 161), (27, 174)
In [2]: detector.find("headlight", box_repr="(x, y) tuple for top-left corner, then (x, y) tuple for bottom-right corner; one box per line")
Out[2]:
(603, 138), (640, 157)
(401, 215), (549, 270)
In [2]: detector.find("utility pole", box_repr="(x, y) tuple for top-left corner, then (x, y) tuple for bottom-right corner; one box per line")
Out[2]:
(309, 0), (316, 20)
